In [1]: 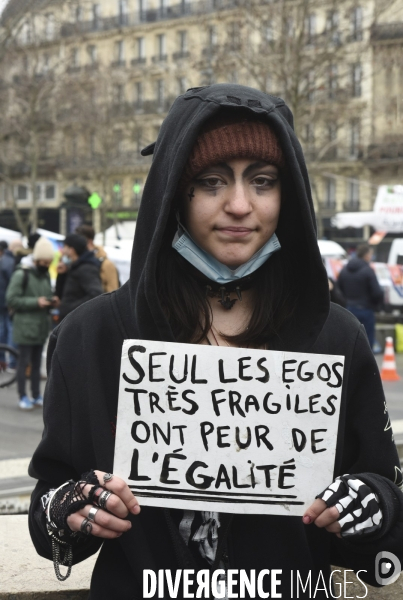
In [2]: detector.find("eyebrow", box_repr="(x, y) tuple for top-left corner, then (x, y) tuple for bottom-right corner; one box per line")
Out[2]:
(198, 161), (278, 178)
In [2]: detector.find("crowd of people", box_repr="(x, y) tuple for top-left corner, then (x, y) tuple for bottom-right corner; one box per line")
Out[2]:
(0, 226), (119, 410)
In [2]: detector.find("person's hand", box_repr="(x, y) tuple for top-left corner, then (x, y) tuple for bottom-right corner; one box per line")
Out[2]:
(51, 296), (60, 307)
(302, 498), (341, 537)
(38, 296), (51, 308)
(57, 262), (67, 274)
(66, 471), (140, 539)
(302, 475), (383, 539)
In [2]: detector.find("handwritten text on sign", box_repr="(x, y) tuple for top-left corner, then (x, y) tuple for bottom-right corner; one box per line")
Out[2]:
(114, 341), (344, 516)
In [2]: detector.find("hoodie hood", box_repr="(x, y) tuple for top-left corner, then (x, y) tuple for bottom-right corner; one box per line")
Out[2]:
(346, 257), (369, 273)
(129, 84), (329, 351)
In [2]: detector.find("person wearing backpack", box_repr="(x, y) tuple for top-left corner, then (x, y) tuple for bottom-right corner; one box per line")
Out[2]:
(6, 237), (56, 410)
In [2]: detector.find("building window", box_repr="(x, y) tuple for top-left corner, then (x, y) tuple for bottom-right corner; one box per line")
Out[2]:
(92, 4), (101, 29)
(118, 0), (129, 25)
(325, 178), (336, 206)
(207, 25), (217, 46)
(351, 63), (362, 97)
(328, 64), (338, 100)
(156, 79), (165, 108)
(262, 20), (273, 43)
(45, 184), (56, 200)
(134, 81), (143, 108)
(17, 185), (28, 201)
(114, 131), (123, 156)
(71, 48), (79, 68)
(349, 119), (360, 157)
(305, 13), (316, 44)
(44, 13), (54, 40)
(156, 34), (166, 59)
(87, 45), (97, 64)
(228, 22), (241, 51)
(325, 11), (339, 45)
(42, 53), (50, 73)
(350, 7), (363, 42)
(115, 40), (125, 64)
(75, 6), (82, 21)
(21, 20), (31, 44)
(135, 129), (143, 154)
(90, 132), (96, 156)
(347, 181), (360, 205)
(114, 84), (125, 104)
(178, 30), (187, 53)
(159, 0), (168, 16)
(137, 37), (145, 59)
(177, 76), (187, 95)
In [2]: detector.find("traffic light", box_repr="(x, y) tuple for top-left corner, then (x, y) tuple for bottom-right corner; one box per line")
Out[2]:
(88, 192), (102, 209)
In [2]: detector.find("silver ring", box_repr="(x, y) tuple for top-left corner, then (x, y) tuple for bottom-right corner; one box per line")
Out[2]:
(103, 473), (113, 484)
(88, 506), (99, 523)
(98, 490), (112, 510)
(80, 517), (92, 535)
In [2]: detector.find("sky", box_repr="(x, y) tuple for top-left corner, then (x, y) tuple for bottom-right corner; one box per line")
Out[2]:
(0, 0), (8, 15)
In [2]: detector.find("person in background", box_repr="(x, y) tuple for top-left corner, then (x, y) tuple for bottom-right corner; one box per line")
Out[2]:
(15, 232), (41, 268)
(58, 234), (103, 321)
(338, 242), (384, 349)
(75, 224), (120, 292)
(6, 237), (56, 410)
(0, 241), (17, 370)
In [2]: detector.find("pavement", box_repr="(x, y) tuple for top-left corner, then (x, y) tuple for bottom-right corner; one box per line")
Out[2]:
(0, 355), (403, 512)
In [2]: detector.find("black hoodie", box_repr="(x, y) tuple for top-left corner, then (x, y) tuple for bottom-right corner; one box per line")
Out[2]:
(338, 257), (384, 311)
(28, 85), (403, 599)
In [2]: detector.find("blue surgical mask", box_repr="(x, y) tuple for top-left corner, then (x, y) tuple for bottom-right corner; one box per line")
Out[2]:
(62, 255), (72, 265)
(172, 226), (281, 285)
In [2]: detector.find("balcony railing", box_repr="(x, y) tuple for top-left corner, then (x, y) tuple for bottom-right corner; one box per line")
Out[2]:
(131, 57), (147, 66)
(151, 54), (168, 63)
(371, 24), (403, 41)
(367, 142), (403, 161)
(172, 50), (190, 60)
(111, 60), (126, 68)
(343, 200), (360, 211)
(60, 0), (240, 37)
(318, 200), (337, 214)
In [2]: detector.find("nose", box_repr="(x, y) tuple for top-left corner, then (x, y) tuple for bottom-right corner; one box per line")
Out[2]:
(225, 182), (252, 217)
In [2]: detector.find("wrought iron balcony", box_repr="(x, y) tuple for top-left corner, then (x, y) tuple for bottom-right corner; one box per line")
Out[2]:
(60, 0), (240, 38)
(111, 60), (126, 68)
(151, 55), (168, 63)
(343, 200), (360, 211)
(172, 50), (190, 60)
(131, 57), (147, 66)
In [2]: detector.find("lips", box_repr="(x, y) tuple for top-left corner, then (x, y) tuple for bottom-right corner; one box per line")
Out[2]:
(216, 227), (254, 237)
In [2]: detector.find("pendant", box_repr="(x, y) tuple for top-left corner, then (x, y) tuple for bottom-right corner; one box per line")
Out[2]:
(219, 287), (237, 310)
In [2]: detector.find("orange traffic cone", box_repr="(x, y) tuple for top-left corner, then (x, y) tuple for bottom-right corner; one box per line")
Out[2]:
(380, 337), (400, 381)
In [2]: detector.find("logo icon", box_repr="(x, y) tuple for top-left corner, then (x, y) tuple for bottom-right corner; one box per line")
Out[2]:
(375, 551), (401, 585)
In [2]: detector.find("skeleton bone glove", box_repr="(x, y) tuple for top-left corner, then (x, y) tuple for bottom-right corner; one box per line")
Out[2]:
(316, 475), (383, 538)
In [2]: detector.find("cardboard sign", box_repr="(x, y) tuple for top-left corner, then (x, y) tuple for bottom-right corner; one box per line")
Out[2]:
(114, 341), (344, 516)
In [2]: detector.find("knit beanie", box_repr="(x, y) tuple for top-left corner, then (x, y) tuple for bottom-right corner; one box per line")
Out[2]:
(64, 233), (88, 256)
(180, 114), (284, 188)
(32, 237), (55, 262)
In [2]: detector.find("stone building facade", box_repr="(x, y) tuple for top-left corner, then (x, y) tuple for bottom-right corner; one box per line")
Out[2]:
(0, 0), (402, 244)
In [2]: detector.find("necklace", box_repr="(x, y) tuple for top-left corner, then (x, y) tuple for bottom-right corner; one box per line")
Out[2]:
(209, 324), (230, 347)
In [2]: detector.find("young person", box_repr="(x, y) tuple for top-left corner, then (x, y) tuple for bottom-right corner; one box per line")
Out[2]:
(6, 237), (56, 410)
(29, 85), (403, 598)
